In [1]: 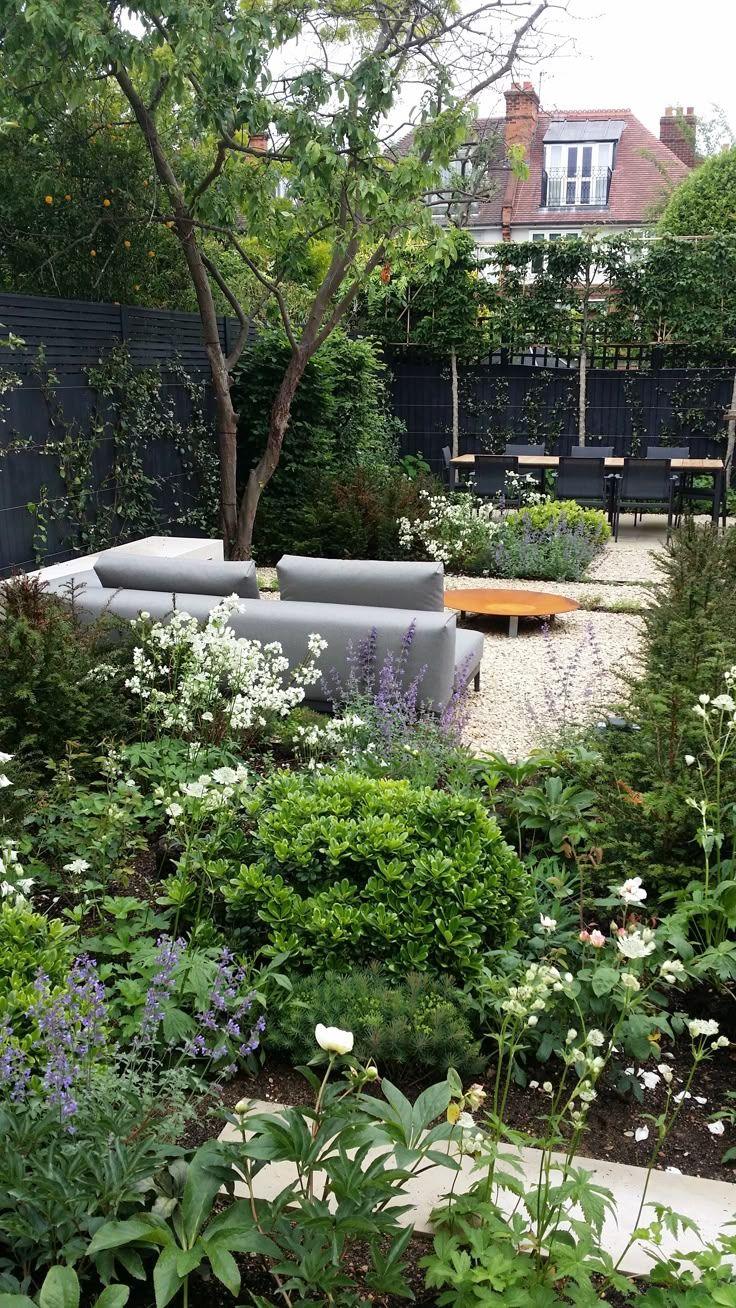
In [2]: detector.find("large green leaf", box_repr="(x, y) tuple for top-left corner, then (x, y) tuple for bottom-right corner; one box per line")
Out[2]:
(152, 1246), (182, 1308)
(203, 1240), (242, 1297)
(88, 1215), (172, 1255)
(181, 1140), (232, 1246)
(38, 1267), (80, 1308)
(95, 1289), (130, 1308)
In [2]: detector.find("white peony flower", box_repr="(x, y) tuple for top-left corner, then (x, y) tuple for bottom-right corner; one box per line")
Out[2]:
(315, 1023), (354, 1055)
(616, 876), (647, 906)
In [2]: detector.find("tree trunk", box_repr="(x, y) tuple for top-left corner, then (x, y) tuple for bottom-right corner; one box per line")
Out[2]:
(450, 345), (459, 461)
(724, 369), (736, 489)
(208, 352), (239, 554)
(234, 348), (308, 558)
(578, 342), (587, 445)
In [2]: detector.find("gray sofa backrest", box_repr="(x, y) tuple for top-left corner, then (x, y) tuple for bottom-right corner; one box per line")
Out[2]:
(277, 555), (444, 611)
(50, 581), (458, 710)
(93, 548), (259, 599)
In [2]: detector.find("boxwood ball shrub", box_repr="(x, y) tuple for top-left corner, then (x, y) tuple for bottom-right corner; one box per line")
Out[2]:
(223, 771), (528, 980)
(268, 968), (485, 1075)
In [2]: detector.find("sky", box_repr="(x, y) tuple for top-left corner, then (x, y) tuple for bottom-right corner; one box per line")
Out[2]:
(478, 0), (736, 140)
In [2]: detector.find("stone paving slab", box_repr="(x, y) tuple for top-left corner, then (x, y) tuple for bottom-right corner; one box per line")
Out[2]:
(219, 1102), (736, 1277)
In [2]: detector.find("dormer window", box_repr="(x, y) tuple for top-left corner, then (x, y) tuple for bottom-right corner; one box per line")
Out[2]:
(541, 119), (624, 208)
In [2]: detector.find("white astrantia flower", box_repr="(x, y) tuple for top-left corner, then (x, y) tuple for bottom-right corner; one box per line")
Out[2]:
(616, 876), (647, 906)
(586, 1029), (605, 1048)
(315, 1023), (354, 1055)
(63, 858), (91, 875)
(542, 1081), (553, 1094)
(617, 929), (656, 960)
(527, 1015), (538, 1027)
(566, 1028), (578, 1044)
(707, 1120), (725, 1136)
(539, 914), (557, 932)
(687, 1018), (719, 1039)
(620, 972), (641, 991)
(634, 1125), (649, 1142)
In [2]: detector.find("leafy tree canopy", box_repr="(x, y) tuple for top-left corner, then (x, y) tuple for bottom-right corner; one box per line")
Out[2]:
(659, 145), (736, 236)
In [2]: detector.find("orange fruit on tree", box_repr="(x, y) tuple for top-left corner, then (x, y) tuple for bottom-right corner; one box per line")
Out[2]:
(44, 195), (53, 204)
(103, 198), (111, 207)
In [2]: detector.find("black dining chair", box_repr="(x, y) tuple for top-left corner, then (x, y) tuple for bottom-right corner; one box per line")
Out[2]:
(569, 445), (615, 459)
(554, 457), (614, 517)
(442, 445), (470, 494)
(645, 445), (690, 460)
(504, 443), (546, 491)
(473, 455), (520, 507)
(612, 459), (680, 541)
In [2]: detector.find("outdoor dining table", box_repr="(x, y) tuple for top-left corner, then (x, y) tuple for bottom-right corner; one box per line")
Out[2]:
(450, 454), (727, 526)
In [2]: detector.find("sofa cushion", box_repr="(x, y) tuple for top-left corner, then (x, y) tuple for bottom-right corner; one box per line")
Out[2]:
(454, 627), (484, 680)
(93, 549), (259, 599)
(277, 555), (444, 611)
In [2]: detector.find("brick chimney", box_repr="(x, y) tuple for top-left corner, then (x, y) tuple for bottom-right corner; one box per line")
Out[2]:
(659, 105), (696, 167)
(248, 133), (269, 153)
(504, 81), (540, 158)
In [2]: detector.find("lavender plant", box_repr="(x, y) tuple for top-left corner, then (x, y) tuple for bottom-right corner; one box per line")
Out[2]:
(493, 510), (601, 582)
(526, 619), (605, 741)
(308, 622), (475, 787)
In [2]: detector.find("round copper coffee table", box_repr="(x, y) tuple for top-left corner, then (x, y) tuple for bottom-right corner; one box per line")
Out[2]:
(445, 587), (579, 637)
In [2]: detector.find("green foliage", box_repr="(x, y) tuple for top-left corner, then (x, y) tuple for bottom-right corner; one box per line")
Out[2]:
(583, 521), (736, 880)
(0, 1068), (192, 1294)
(268, 968), (483, 1074)
(659, 146), (736, 235)
(91, 1067), (460, 1308)
(0, 1264), (129, 1308)
(356, 229), (490, 359)
(232, 329), (403, 561)
(293, 465), (442, 562)
(507, 499), (611, 547)
(0, 900), (78, 1055)
(0, 576), (137, 766)
(223, 771), (529, 980)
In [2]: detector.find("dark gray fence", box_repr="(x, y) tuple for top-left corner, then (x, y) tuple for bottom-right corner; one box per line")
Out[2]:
(0, 293), (247, 575)
(389, 351), (735, 475)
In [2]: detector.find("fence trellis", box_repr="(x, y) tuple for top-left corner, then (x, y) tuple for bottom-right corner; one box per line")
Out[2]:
(388, 349), (735, 474)
(0, 292), (251, 575)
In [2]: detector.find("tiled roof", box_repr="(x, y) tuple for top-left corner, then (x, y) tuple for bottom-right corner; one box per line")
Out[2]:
(507, 109), (691, 228)
(391, 117), (507, 227)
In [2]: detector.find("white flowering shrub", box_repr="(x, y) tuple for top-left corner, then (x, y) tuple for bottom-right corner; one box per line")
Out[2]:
(0, 837), (32, 905)
(398, 490), (499, 570)
(124, 596), (327, 741)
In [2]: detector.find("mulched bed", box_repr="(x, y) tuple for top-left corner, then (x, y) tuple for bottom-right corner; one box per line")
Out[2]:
(183, 1045), (736, 1184)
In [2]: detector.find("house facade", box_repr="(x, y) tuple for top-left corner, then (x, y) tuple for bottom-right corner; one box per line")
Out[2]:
(423, 83), (693, 246)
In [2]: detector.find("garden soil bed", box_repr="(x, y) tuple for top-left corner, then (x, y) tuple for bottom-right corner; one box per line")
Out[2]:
(184, 1046), (736, 1184)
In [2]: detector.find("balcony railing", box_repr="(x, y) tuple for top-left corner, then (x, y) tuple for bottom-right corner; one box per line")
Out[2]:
(541, 167), (612, 208)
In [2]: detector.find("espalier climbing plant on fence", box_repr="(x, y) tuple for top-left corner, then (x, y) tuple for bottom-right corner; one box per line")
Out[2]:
(0, 342), (219, 563)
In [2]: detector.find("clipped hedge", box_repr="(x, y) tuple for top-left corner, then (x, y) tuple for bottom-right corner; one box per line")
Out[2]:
(223, 771), (528, 980)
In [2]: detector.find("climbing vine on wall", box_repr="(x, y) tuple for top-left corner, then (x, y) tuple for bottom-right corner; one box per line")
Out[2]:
(1, 343), (219, 563)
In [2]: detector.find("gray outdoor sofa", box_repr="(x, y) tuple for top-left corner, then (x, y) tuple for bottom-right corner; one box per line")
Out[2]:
(42, 548), (483, 712)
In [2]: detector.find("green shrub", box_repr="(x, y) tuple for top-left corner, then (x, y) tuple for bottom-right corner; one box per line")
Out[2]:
(0, 575), (137, 767)
(506, 499), (611, 546)
(0, 899), (78, 1054)
(577, 520), (736, 879)
(269, 967), (484, 1074)
(232, 329), (403, 562)
(223, 771), (528, 980)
